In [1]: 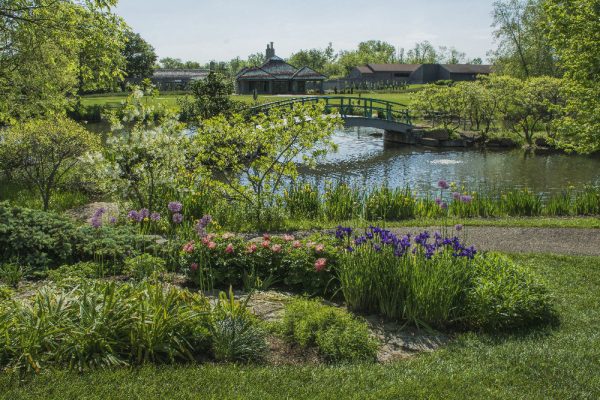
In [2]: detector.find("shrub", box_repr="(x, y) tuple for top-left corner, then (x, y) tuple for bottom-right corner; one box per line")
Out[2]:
(280, 298), (377, 363)
(124, 254), (167, 280)
(181, 233), (339, 294)
(209, 289), (267, 363)
(0, 281), (213, 375)
(466, 254), (556, 330)
(0, 202), (81, 270)
(0, 116), (99, 210)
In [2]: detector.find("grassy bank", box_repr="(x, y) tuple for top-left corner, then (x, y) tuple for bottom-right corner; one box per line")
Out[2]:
(1, 253), (598, 399)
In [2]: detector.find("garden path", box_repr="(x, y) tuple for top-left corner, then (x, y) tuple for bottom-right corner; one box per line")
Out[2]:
(387, 226), (600, 256)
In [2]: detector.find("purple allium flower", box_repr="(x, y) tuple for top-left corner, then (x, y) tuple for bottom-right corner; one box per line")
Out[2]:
(150, 212), (161, 222)
(460, 195), (473, 204)
(139, 208), (150, 219)
(172, 213), (184, 224)
(93, 207), (106, 218)
(438, 180), (450, 190)
(452, 192), (461, 200)
(168, 201), (183, 213)
(440, 202), (448, 209)
(109, 217), (117, 224)
(127, 210), (140, 222)
(455, 224), (463, 231)
(435, 198), (442, 206)
(195, 214), (212, 237)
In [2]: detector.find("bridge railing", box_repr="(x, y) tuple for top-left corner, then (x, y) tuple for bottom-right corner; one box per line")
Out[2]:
(246, 96), (412, 126)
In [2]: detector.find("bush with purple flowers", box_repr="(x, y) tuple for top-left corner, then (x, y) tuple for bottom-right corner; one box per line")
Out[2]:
(335, 225), (554, 330)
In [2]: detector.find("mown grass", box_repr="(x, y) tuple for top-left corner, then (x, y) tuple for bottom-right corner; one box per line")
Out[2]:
(1, 254), (599, 399)
(80, 92), (415, 111)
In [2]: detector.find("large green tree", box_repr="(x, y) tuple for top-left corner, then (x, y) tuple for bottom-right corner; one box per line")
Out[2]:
(490, 0), (557, 78)
(122, 31), (157, 81)
(543, 0), (600, 153)
(0, 0), (127, 123)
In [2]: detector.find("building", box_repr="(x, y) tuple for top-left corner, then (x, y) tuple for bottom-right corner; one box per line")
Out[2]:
(126, 69), (209, 91)
(236, 43), (327, 95)
(345, 63), (493, 84)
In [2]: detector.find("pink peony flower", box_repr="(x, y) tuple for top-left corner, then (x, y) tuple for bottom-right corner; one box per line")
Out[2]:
(314, 258), (327, 272)
(283, 234), (295, 242)
(247, 243), (257, 253)
(182, 241), (195, 253)
(190, 263), (198, 271)
(208, 241), (217, 250)
(262, 233), (271, 240)
(292, 240), (302, 249)
(262, 240), (271, 248)
(202, 237), (210, 245)
(315, 244), (325, 253)
(271, 244), (282, 253)
(225, 243), (234, 254)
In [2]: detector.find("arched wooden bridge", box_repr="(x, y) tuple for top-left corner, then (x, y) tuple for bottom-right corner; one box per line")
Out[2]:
(246, 96), (414, 133)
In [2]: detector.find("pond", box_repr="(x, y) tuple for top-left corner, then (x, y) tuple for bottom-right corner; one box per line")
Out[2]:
(296, 127), (600, 195)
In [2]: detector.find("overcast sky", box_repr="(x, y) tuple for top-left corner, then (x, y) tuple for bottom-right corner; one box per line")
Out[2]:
(115, 0), (496, 63)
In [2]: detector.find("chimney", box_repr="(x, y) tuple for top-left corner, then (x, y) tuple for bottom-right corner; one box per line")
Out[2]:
(266, 42), (275, 59)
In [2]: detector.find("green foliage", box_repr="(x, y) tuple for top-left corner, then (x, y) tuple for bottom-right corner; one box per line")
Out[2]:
(0, 281), (213, 375)
(192, 103), (342, 228)
(122, 31), (157, 81)
(209, 289), (267, 363)
(0, 263), (26, 288)
(179, 71), (242, 121)
(490, 0), (557, 78)
(0, 202), (81, 269)
(89, 85), (189, 210)
(544, 0), (600, 154)
(0, 116), (100, 210)
(466, 253), (556, 330)
(338, 238), (555, 331)
(47, 262), (105, 282)
(280, 298), (377, 363)
(123, 254), (166, 280)
(0, 0), (127, 123)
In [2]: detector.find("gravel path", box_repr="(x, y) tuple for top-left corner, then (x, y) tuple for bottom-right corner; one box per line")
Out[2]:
(388, 226), (600, 256)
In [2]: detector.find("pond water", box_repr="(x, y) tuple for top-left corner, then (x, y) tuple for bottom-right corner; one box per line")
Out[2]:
(296, 127), (600, 195)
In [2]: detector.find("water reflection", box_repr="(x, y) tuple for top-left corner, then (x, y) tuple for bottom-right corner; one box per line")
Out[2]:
(297, 127), (600, 195)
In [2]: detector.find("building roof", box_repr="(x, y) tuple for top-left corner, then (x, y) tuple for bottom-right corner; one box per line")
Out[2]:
(292, 66), (327, 80)
(237, 57), (326, 81)
(152, 69), (209, 80)
(440, 64), (493, 74)
(365, 64), (422, 73)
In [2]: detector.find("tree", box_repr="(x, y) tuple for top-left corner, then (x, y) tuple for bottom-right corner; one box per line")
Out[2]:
(122, 31), (157, 80)
(247, 52), (265, 66)
(192, 103), (342, 228)
(90, 85), (189, 211)
(406, 41), (439, 64)
(179, 71), (241, 121)
(544, 0), (600, 154)
(490, 0), (557, 78)
(337, 40), (397, 75)
(0, 116), (99, 210)
(0, 0), (127, 123)
(288, 43), (336, 73)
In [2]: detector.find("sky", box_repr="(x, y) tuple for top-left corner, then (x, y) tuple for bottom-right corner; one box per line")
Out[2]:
(114, 0), (497, 63)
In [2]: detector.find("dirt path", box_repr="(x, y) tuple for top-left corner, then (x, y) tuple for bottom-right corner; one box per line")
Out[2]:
(387, 226), (600, 256)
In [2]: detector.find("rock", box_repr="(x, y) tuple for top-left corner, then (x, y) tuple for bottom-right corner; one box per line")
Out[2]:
(65, 202), (119, 223)
(486, 138), (518, 148)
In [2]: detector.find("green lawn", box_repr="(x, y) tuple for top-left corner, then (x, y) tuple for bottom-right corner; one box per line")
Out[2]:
(2, 254), (599, 399)
(80, 92), (415, 111)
